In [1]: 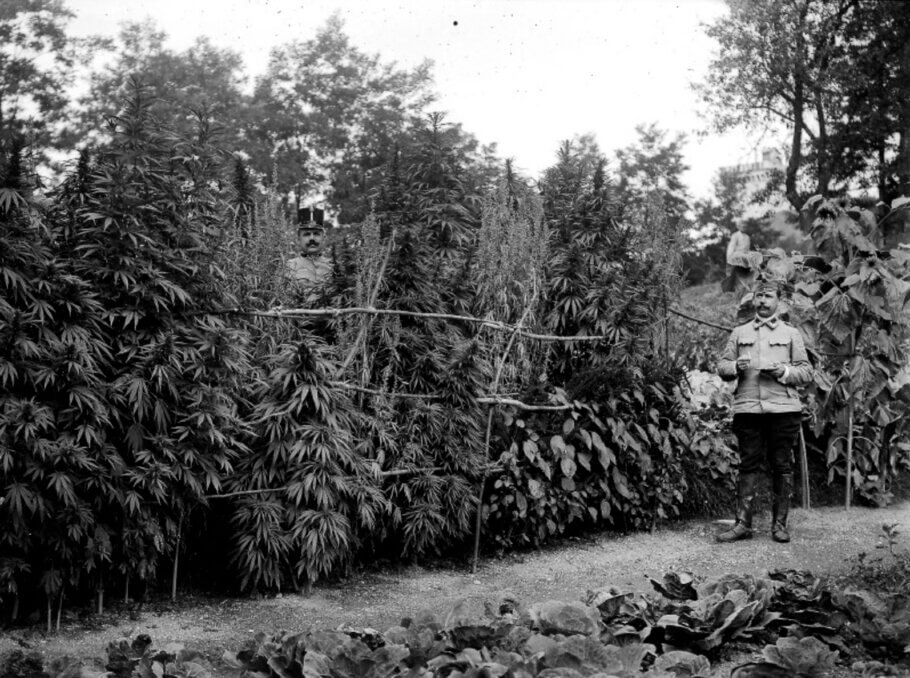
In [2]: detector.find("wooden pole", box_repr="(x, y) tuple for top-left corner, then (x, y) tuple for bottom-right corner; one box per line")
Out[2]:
(472, 304), (534, 574)
(846, 397), (854, 511)
(798, 426), (810, 510)
(845, 340), (856, 511)
(171, 514), (183, 601)
(56, 591), (64, 632)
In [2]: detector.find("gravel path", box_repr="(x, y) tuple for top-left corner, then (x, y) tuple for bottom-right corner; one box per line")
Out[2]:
(2, 500), (909, 666)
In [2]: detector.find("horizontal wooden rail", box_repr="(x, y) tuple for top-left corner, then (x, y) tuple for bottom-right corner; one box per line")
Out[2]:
(667, 307), (732, 332)
(205, 463), (506, 499)
(221, 306), (616, 342)
(331, 381), (572, 411)
(214, 304), (732, 340)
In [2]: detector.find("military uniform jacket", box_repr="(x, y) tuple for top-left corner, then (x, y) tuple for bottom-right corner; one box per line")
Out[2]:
(717, 316), (813, 414)
(288, 255), (332, 286)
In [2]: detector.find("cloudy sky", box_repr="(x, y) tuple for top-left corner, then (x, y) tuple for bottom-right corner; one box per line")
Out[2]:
(67, 0), (768, 200)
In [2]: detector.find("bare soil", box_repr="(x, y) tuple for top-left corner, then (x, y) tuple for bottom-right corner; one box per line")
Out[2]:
(2, 499), (909, 672)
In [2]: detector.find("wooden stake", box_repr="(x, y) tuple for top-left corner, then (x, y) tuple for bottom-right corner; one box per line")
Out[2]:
(56, 591), (64, 632)
(846, 397), (854, 511)
(798, 426), (810, 510)
(472, 304), (534, 573)
(172, 515), (183, 601)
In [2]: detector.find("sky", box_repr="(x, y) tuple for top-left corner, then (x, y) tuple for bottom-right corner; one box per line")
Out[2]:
(66, 0), (770, 201)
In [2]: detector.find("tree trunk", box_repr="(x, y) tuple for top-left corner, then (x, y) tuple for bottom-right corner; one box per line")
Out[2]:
(898, 36), (910, 199)
(878, 144), (888, 202)
(898, 124), (910, 198)
(786, 0), (812, 213)
(786, 80), (806, 211)
(815, 97), (831, 196)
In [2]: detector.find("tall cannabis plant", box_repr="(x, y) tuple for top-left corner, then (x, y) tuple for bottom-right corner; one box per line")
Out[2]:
(58, 83), (251, 602)
(230, 337), (386, 590)
(330, 114), (490, 559)
(0, 136), (116, 622)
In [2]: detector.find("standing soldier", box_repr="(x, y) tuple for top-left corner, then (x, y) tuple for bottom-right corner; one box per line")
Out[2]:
(715, 275), (813, 543)
(287, 206), (332, 299)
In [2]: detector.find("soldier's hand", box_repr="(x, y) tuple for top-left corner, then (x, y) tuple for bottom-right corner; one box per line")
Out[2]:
(766, 363), (786, 379)
(735, 356), (751, 373)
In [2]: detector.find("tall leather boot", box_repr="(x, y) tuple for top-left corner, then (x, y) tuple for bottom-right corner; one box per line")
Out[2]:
(771, 473), (793, 543)
(716, 472), (759, 543)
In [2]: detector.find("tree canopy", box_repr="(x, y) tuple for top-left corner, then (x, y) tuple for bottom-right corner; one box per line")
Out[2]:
(698, 0), (910, 210)
(0, 0), (77, 155)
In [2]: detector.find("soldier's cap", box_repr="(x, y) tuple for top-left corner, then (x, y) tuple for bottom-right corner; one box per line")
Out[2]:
(753, 272), (782, 296)
(297, 206), (326, 232)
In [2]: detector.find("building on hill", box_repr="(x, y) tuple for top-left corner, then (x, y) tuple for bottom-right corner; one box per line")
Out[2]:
(722, 148), (804, 252)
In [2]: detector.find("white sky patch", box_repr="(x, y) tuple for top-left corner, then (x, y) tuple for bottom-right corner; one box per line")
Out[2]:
(66, 0), (771, 200)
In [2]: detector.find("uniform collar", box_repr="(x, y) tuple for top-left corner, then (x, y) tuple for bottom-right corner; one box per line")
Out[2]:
(753, 314), (779, 329)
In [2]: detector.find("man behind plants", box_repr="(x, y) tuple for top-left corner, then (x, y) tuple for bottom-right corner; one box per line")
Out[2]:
(716, 274), (813, 543)
(288, 206), (332, 292)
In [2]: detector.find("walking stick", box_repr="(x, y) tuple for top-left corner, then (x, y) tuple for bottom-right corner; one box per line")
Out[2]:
(798, 425), (810, 510)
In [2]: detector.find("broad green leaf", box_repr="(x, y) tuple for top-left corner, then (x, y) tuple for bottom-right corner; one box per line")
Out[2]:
(816, 287), (858, 343)
(550, 434), (566, 454)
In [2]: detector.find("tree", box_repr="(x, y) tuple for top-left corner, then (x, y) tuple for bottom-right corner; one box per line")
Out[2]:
(697, 0), (860, 210)
(830, 1), (910, 202)
(251, 12), (435, 221)
(0, 0), (77, 154)
(614, 123), (691, 226)
(74, 21), (250, 150)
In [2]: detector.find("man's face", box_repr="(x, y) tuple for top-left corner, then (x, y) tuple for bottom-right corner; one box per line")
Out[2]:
(298, 227), (324, 256)
(754, 289), (779, 318)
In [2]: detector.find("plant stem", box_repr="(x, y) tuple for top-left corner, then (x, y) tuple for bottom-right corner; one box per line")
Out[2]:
(337, 229), (395, 377)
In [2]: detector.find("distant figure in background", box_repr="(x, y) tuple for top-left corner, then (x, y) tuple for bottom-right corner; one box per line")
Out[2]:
(727, 221), (751, 263)
(288, 207), (332, 299)
(722, 221), (756, 293)
(715, 275), (813, 544)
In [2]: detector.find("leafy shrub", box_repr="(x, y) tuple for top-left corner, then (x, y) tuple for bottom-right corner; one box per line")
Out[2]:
(484, 364), (729, 548)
